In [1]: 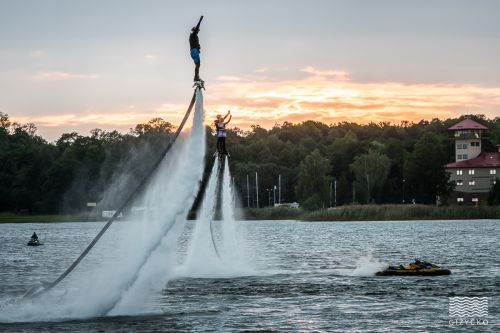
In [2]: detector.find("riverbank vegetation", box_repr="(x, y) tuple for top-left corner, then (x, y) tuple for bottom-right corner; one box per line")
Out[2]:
(0, 213), (91, 223)
(301, 205), (500, 221)
(1, 112), (499, 215)
(244, 205), (500, 221)
(2, 204), (499, 223)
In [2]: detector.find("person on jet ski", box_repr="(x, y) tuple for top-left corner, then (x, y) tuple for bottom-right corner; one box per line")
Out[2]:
(414, 259), (433, 269)
(31, 232), (38, 241)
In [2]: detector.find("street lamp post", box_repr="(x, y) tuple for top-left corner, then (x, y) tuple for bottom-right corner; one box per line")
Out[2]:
(334, 180), (337, 207)
(255, 172), (259, 208)
(278, 174), (281, 204)
(246, 174), (250, 207)
(402, 178), (406, 204)
(273, 185), (276, 206)
(330, 181), (333, 207)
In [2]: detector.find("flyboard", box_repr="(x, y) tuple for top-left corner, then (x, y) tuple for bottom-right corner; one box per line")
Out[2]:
(193, 80), (205, 90)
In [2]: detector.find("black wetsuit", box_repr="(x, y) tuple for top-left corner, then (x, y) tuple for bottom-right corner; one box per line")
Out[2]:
(189, 29), (201, 81)
(189, 30), (200, 50)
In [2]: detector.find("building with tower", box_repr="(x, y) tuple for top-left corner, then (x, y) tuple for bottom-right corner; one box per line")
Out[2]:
(445, 118), (500, 205)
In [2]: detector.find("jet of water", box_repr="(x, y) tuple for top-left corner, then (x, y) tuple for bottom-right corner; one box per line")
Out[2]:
(1, 89), (206, 322)
(178, 157), (255, 278)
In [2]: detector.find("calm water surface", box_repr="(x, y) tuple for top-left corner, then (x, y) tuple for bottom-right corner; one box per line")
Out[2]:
(0, 220), (498, 332)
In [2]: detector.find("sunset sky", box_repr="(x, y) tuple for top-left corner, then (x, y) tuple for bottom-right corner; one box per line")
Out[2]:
(1, 0), (500, 141)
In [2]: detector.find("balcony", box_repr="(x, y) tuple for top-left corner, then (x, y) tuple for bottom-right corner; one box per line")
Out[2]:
(453, 130), (482, 139)
(454, 133), (481, 140)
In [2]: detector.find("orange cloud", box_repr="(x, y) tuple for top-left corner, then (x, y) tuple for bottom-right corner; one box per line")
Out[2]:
(301, 66), (350, 81)
(202, 69), (500, 127)
(12, 66), (500, 139)
(30, 71), (100, 81)
(13, 112), (152, 128)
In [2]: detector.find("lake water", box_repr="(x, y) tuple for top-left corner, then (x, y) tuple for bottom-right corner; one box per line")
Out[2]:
(0, 220), (498, 332)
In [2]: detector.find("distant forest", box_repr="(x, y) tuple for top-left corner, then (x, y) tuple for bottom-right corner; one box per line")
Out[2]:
(1, 111), (499, 213)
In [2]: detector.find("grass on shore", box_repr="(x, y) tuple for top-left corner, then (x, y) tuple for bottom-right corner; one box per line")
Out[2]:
(301, 204), (500, 221)
(242, 207), (304, 220)
(1, 204), (499, 223)
(0, 214), (93, 223)
(246, 204), (500, 221)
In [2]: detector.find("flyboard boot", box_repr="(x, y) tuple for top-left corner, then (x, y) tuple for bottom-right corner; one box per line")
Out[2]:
(193, 77), (205, 90)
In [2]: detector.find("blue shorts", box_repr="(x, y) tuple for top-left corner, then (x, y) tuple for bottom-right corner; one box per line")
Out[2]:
(190, 48), (200, 64)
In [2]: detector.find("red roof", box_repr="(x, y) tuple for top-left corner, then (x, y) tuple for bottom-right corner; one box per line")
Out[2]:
(445, 152), (500, 168)
(448, 118), (488, 130)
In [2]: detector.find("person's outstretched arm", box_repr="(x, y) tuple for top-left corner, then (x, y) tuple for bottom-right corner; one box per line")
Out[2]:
(225, 114), (232, 125)
(223, 110), (231, 120)
(195, 16), (203, 31)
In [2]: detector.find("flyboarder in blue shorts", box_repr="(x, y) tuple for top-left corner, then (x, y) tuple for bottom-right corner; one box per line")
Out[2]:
(190, 16), (203, 82)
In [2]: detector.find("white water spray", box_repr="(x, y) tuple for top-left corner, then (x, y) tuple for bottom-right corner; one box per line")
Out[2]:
(351, 253), (387, 277)
(77, 89), (206, 317)
(0, 89), (206, 322)
(220, 158), (248, 267)
(180, 158), (222, 275)
(178, 157), (254, 278)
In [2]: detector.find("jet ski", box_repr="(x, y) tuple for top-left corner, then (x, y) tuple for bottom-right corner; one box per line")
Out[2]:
(376, 259), (450, 276)
(27, 239), (42, 246)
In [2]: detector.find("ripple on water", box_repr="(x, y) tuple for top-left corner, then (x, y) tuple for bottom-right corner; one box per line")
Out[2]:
(0, 220), (499, 332)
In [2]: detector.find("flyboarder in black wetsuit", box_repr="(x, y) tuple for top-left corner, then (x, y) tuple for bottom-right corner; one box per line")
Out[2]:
(190, 16), (203, 82)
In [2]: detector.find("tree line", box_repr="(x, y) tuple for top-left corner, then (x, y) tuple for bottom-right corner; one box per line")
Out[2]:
(1, 111), (499, 213)
(225, 115), (500, 209)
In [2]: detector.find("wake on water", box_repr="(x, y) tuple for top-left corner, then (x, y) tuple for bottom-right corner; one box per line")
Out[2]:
(351, 253), (387, 277)
(0, 89), (253, 322)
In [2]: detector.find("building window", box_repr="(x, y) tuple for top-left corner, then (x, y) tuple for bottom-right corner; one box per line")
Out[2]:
(470, 141), (480, 147)
(469, 180), (475, 186)
(457, 144), (462, 149)
(456, 170), (463, 175)
(463, 143), (468, 149)
(472, 198), (479, 203)
(463, 154), (468, 159)
(457, 155), (462, 160)
(457, 197), (464, 202)
(456, 180), (463, 186)
(469, 169), (475, 175)
(491, 169), (497, 175)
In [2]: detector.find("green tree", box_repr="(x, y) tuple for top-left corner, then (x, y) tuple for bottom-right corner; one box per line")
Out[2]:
(405, 132), (454, 204)
(349, 151), (391, 203)
(488, 179), (500, 205)
(295, 149), (331, 210)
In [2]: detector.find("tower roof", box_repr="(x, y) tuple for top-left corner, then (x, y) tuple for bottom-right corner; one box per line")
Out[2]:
(445, 152), (500, 168)
(448, 118), (488, 131)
